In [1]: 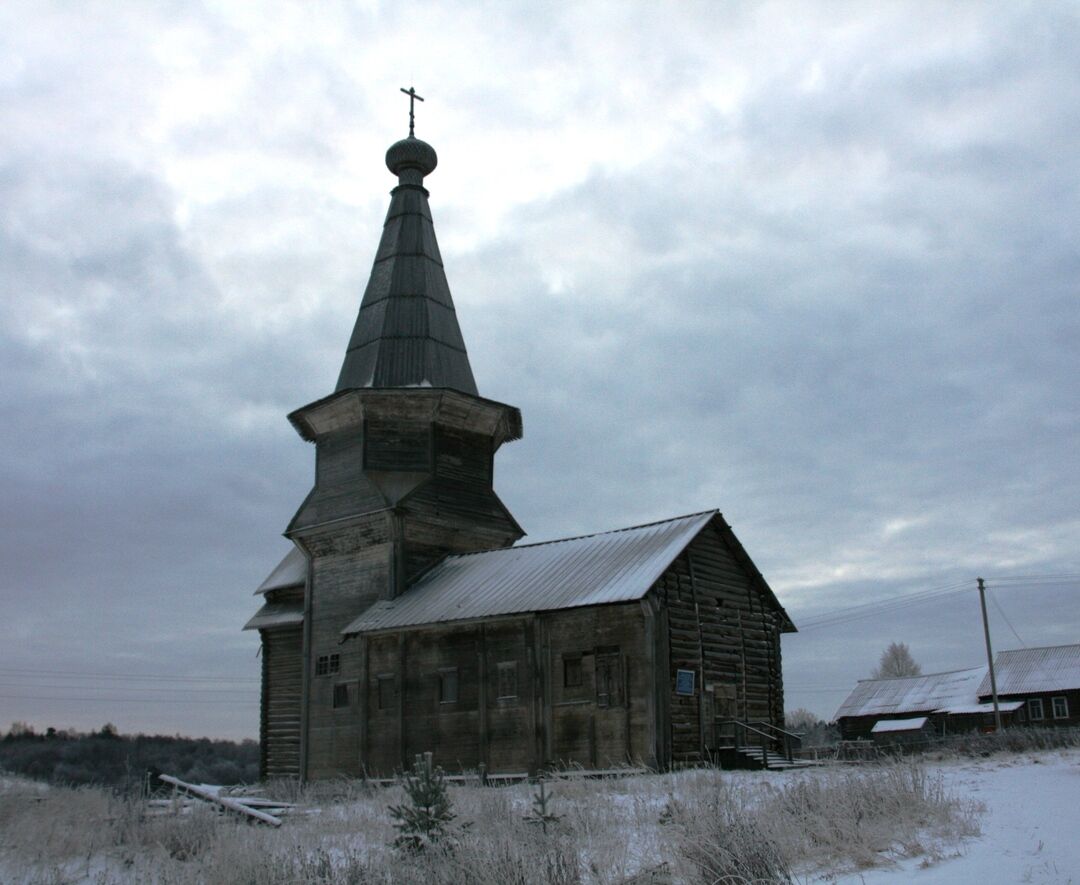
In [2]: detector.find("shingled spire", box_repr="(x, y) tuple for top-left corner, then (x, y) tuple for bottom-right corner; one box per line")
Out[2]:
(336, 125), (478, 395)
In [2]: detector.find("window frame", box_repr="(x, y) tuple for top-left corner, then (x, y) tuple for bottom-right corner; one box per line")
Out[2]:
(376, 673), (395, 711)
(332, 682), (350, 709)
(315, 653), (340, 677)
(563, 655), (583, 689)
(595, 649), (622, 709)
(1052, 696), (1069, 719)
(1028, 698), (1045, 721)
(438, 667), (459, 705)
(496, 661), (518, 700)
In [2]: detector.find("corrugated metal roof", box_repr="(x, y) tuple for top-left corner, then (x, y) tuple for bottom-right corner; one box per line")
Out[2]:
(835, 667), (987, 720)
(255, 547), (307, 595)
(243, 602), (304, 630)
(977, 644), (1080, 696)
(343, 511), (718, 634)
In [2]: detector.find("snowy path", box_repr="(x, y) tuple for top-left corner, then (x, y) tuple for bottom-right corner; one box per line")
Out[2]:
(837, 750), (1080, 884)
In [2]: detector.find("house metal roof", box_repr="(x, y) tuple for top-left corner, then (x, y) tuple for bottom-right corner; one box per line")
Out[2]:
(255, 547), (307, 595)
(835, 667), (988, 720)
(977, 644), (1080, 696)
(871, 717), (929, 733)
(343, 510), (719, 634)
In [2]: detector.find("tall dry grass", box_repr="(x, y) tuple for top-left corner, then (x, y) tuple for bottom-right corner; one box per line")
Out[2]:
(0, 756), (985, 885)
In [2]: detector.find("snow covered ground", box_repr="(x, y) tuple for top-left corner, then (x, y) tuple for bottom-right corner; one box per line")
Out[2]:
(836, 749), (1080, 884)
(2, 749), (1077, 883)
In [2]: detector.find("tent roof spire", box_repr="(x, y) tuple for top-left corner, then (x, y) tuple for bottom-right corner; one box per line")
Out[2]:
(335, 96), (479, 395)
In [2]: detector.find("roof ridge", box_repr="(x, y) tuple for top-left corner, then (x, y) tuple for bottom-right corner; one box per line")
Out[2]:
(854, 665), (985, 684)
(999, 642), (1080, 654)
(448, 509), (719, 558)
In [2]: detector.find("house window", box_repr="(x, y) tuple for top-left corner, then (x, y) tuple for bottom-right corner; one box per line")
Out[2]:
(1052, 696), (1069, 719)
(497, 661), (518, 699)
(333, 683), (349, 709)
(316, 654), (340, 677)
(1028, 698), (1045, 721)
(595, 649), (622, 708)
(563, 656), (582, 688)
(439, 668), (459, 704)
(377, 674), (395, 710)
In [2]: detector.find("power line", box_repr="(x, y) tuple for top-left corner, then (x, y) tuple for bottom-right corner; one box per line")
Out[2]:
(0, 682), (253, 695)
(0, 668), (258, 684)
(0, 694), (257, 705)
(795, 581), (971, 631)
(988, 588), (1026, 647)
(792, 571), (1078, 633)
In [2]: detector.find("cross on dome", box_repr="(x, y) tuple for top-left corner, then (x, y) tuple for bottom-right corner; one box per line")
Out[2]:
(400, 86), (424, 137)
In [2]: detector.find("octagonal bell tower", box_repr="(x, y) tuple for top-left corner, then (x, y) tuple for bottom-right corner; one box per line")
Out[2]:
(283, 118), (524, 778)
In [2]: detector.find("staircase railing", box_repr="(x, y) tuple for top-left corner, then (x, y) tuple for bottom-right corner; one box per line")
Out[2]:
(747, 720), (802, 763)
(716, 719), (802, 767)
(718, 718), (777, 769)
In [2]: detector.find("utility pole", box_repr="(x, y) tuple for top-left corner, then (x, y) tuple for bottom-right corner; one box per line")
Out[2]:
(977, 577), (1003, 732)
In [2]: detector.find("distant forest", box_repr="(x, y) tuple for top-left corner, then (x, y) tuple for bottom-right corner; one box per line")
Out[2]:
(0, 723), (259, 788)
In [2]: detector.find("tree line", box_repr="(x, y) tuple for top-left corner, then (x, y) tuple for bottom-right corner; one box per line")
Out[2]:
(1, 722), (258, 788)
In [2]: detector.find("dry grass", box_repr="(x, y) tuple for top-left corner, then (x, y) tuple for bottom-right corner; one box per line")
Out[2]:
(0, 758), (982, 885)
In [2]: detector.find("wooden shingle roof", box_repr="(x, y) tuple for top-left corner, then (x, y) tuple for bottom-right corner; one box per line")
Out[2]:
(335, 136), (478, 395)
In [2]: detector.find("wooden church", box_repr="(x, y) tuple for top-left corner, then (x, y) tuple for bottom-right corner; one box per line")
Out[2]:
(245, 109), (796, 780)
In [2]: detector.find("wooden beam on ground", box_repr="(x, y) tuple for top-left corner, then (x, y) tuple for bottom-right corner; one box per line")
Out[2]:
(158, 775), (283, 827)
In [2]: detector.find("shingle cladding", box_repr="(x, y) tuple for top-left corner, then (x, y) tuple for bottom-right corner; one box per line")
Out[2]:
(343, 510), (718, 634)
(335, 183), (478, 395)
(977, 644), (1080, 696)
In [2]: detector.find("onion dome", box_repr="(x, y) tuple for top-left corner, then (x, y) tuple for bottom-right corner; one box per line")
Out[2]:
(386, 136), (437, 184)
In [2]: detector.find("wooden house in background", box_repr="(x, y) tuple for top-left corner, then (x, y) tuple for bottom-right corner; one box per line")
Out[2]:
(836, 642), (1080, 740)
(244, 123), (795, 780)
(835, 667), (1024, 740)
(976, 644), (1080, 728)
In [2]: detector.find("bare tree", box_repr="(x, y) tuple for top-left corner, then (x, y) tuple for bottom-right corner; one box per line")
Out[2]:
(872, 642), (922, 678)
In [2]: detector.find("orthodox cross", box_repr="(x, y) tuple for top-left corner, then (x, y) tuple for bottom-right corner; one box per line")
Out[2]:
(400, 86), (424, 137)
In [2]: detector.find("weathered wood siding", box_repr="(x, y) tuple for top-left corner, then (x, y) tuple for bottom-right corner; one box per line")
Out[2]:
(659, 526), (786, 763)
(352, 604), (652, 776)
(302, 515), (392, 779)
(540, 604), (651, 769)
(260, 625), (303, 779)
(359, 619), (535, 776)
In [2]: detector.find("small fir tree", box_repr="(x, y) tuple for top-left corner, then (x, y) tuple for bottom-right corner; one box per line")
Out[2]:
(388, 752), (457, 852)
(523, 776), (561, 833)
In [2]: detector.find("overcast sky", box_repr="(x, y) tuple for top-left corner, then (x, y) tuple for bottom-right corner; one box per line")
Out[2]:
(3, 1), (1078, 739)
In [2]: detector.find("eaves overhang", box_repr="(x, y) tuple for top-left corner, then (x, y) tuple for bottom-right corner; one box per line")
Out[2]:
(287, 387), (523, 446)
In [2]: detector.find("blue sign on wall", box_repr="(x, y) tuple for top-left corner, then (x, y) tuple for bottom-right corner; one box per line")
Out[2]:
(675, 668), (696, 696)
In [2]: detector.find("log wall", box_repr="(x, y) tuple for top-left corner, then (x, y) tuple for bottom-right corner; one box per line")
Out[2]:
(659, 525), (786, 763)
(260, 624), (303, 779)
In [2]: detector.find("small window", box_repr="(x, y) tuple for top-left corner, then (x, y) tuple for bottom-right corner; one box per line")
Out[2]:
(596, 649), (621, 708)
(316, 654), (340, 677)
(675, 669), (696, 697)
(439, 668), (459, 704)
(377, 674), (395, 710)
(333, 683), (349, 709)
(1028, 698), (1045, 721)
(497, 661), (518, 699)
(563, 656), (582, 688)
(1052, 696), (1069, 719)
